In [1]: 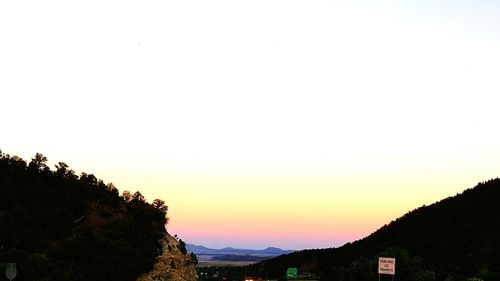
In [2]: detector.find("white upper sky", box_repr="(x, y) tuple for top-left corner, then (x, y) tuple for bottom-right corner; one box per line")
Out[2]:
(2, 0), (500, 249)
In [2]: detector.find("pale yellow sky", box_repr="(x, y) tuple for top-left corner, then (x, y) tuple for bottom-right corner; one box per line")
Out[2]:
(1, 0), (500, 249)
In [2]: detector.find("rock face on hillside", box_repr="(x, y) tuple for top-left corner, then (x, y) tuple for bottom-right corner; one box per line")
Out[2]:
(138, 233), (198, 281)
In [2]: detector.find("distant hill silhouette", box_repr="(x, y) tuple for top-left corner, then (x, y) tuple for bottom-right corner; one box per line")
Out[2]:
(247, 178), (500, 281)
(188, 244), (293, 265)
(0, 150), (195, 281)
(187, 244), (214, 253)
(187, 244), (293, 256)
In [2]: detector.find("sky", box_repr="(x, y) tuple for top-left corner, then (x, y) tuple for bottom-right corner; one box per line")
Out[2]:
(1, 0), (500, 250)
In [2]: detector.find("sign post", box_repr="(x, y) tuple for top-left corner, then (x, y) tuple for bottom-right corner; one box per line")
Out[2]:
(286, 267), (298, 279)
(378, 257), (395, 281)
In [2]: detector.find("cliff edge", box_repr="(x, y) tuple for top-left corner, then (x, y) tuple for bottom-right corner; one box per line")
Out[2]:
(138, 233), (198, 281)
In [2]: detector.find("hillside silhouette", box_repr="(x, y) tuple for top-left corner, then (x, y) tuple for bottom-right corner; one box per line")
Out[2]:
(0, 150), (195, 281)
(246, 178), (500, 281)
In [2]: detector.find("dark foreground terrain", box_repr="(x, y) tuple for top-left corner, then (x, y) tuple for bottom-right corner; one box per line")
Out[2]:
(0, 150), (196, 281)
(239, 179), (500, 281)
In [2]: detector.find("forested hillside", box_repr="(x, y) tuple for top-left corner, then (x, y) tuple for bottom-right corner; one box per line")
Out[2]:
(0, 150), (179, 281)
(247, 178), (500, 281)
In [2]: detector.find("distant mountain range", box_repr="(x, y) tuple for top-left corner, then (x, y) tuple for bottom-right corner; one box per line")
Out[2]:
(187, 244), (294, 262)
(187, 244), (293, 255)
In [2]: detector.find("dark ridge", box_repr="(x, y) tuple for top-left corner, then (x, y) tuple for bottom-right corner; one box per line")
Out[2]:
(246, 178), (500, 281)
(0, 150), (169, 281)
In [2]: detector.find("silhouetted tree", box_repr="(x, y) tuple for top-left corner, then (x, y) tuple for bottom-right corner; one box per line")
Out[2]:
(152, 199), (168, 214)
(0, 150), (170, 281)
(29, 152), (48, 172)
(123, 190), (133, 202)
(55, 161), (69, 175)
(189, 252), (198, 266)
(106, 183), (119, 196)
(54, 161), (77, 179)
(80, 172), (98, 186)
(178, 239), (187, 255)
(247, 178), (500, 281)
(132, 191), (146, 203)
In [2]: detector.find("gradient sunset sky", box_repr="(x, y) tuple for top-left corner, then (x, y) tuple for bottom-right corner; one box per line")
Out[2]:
(2, 0), (500, 249)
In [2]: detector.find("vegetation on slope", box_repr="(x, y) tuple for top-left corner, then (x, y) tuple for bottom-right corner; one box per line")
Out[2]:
(0, 150), (169, 281)
(247, 178), (500, 281)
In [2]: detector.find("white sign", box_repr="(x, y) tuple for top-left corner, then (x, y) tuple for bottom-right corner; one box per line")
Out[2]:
(378, 257), (395, 275)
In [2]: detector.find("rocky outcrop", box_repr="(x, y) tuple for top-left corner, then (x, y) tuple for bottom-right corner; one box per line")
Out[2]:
(138, 233), (198, 281)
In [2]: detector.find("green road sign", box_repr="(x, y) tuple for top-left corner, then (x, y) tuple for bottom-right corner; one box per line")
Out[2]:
(287, 267), (298, 279)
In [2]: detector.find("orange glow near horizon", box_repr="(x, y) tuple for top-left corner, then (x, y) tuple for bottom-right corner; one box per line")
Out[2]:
(131, 166), (495, 249)
(2, 147), (497, 249)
